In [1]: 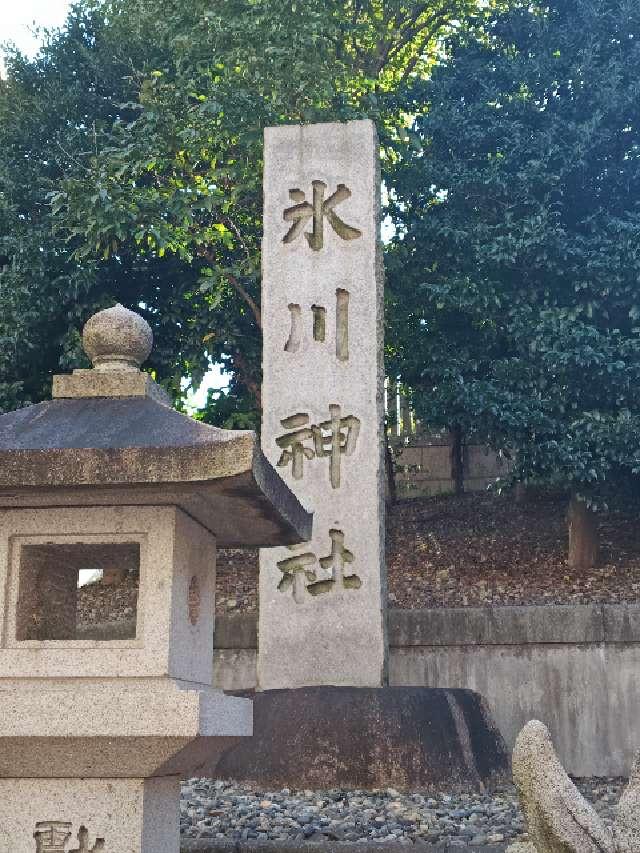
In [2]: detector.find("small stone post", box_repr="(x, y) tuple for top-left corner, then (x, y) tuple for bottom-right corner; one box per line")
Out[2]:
(258, 120), (387, 689)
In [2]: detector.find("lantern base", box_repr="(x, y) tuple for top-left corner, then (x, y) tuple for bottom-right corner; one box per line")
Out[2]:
(0, 776), (179, 853)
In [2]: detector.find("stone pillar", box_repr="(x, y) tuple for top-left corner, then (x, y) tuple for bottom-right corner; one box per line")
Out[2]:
(258, 120), (387, 689)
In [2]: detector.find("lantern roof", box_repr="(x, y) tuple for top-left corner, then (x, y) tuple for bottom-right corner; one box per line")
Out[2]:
(0, 305), (311, 547)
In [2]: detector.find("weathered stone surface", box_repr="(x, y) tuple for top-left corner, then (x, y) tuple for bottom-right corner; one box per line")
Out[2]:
(613, 752), (640, 851)
(0, 777), (178, 853)
(509, 728), (613, 851)
(0, 680), (250, 777)
(603, 603), (640, 642)
(82, 303), (153, 371)
(258, 119), (386, 689)
(0, 398), (311, 547)
(53, 368), (171, 404)
(216, 686), (510, 790)
(0, 506), (218, 681)
(506, 720), (640, 853)
(390, 604), (605, 646)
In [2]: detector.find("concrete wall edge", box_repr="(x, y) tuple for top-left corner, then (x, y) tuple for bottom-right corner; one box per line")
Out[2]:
(214, 604), (640, 649)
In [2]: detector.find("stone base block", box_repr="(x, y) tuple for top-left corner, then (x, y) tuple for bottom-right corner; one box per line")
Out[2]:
(0, 776), (178, 853)
(216, 686), (510, 791)
(0, 678), (252, 777)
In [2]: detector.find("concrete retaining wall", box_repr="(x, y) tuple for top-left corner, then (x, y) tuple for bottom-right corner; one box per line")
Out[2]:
(391, 434), (511, 498)
(213, 605), (640, 777)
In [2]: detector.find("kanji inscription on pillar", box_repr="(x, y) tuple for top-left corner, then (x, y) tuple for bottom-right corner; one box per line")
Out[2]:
(258, 120), (387, 689)
(282, 182), (362, 250)
(275, 405), (361, 488)
(34, 822), (106, 853)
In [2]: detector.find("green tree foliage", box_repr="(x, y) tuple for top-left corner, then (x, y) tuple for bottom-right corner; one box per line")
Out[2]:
(0, 6), (215, 408)
(41, 0), (474, 416)
(387, 0), (640, 506)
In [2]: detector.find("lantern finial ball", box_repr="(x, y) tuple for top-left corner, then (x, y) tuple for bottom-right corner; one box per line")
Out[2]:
(82, 304), (153, 372)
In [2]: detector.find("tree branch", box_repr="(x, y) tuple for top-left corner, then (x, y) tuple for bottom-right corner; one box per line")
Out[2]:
(399, 12), (450, 82)
(201, 246), (262, 329)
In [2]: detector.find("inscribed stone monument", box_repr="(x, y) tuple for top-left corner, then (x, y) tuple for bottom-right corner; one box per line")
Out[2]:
(258, 120), (387, 689)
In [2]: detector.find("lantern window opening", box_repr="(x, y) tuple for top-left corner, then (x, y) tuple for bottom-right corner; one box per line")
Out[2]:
(12, 539), (141, 644)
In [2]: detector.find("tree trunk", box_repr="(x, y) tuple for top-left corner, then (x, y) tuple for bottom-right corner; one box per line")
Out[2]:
(567, 493), (599, 569)
(385, 438), (397, 505)
(451, 425), (465, 496)
(231, 348), (262, 410)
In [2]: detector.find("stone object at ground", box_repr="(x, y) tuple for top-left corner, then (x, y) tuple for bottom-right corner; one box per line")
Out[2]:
(0, 305), (311, 852)
(507, 720), (640, 853)
(258, 119), (386, 689)
(215, 686), (510, 791)
(616, 753), (640, 850)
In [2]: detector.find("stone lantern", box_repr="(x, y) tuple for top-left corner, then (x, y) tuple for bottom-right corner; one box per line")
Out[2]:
(0, 305), (311, 853)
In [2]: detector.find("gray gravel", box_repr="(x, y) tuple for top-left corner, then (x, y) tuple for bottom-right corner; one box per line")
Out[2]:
(180, 778), (624, 846)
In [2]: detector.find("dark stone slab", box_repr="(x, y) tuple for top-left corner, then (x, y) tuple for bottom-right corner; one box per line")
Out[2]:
(215, 686), (509, 791)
